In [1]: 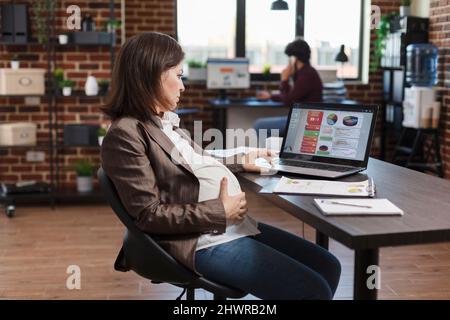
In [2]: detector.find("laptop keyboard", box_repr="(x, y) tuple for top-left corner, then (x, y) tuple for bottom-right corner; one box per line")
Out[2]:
(278, 159), (356, 172)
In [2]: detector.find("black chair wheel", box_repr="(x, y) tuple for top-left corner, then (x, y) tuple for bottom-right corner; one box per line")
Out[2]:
(6, 205), (15, 218)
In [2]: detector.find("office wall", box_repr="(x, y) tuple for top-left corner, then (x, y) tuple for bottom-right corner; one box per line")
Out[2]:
(0, 0), (118, 186)
(6, 0), (447, 186)
(125, 0), (174, 38)
(429, 0), (450, 178)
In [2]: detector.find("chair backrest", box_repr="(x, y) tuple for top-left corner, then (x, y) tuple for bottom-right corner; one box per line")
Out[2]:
(97, 167), (196, 284)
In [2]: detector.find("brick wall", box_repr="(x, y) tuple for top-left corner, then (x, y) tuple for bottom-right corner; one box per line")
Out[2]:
(0, 0), (119, 187)
(125, 0), (175, 38)
(429, 0), (450, 178)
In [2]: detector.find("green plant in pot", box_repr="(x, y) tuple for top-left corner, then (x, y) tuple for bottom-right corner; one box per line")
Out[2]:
(34, 0), (56, 45)
(187, 59), (206, 81)
(98, 80), (110, 95)
(54, 68), (74, 95)
(54, 68), (64, 85)
(60, 79), (75, 96)
(74, 159), (94, 193)
(370, 12), (398, 72)
(262, 64), (271, 80)
(97, 126), (107, 146)
(105, 19), (122, 33)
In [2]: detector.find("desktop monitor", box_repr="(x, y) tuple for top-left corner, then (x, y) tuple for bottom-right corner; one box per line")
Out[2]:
(206, 58), (250, 92)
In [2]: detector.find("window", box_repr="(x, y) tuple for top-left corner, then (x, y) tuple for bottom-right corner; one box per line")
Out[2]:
(303, 0), (363, 80)
(177, 0), (236, 63)
(246, 0), (296, 73)
(176, 0), (365, 81)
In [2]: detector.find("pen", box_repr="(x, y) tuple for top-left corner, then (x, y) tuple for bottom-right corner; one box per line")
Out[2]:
(322, 200), (373, 209)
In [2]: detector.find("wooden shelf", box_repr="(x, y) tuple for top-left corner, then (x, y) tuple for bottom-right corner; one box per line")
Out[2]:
(0, 144), (49, 150)
(55, 90), (108, 98)
(56, 145), (100, 150)
(0, 41), (40, 45)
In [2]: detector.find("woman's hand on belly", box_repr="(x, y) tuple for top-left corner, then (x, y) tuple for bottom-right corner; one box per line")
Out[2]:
(219, 177), (248, 226)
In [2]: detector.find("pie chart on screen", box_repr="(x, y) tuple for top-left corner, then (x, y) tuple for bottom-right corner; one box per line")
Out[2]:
(319, 145), (329, 152)
(343, 116), (359, 127)
(327, 114), (338, 125)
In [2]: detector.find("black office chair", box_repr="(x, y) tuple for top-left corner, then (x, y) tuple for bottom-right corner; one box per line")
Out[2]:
(97, 167), (247, 300)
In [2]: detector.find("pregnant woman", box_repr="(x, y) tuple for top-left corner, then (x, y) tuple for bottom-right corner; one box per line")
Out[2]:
(100, 32), (341, 300)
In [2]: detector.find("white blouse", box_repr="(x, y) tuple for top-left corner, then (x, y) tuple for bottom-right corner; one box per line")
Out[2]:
(159, 112), (260, 250)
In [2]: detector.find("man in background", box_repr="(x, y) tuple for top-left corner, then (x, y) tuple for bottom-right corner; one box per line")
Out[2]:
(255, 38), (323, 138)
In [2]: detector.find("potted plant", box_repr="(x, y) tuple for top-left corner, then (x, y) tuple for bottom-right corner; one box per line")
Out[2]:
(370, 13), (398, 72)
(74, 159), (94, 193)
(98, 80), (110, 95)
(262, 64), (271, 80)
(10, 55), (19, 70)
(54, 68), (65, 92)
(97, 126), (107, 146)
(60, 79), (75, 96)
(187, 60), (206, 81)
(400, 0), (411, 17)
(105, 19), (121, 33)
(35, 0), (56, 45)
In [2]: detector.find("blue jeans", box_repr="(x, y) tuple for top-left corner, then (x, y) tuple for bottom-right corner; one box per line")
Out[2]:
(195, 223), (341, 300)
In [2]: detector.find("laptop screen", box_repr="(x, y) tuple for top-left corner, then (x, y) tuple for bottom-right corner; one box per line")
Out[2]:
(281, 103), (378, 166)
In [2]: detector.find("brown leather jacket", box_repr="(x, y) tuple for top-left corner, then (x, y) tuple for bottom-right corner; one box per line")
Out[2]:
(101, 115), (240, 274)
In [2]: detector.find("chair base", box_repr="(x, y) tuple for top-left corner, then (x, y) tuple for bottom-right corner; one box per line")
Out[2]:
(174, 287), (230, 300)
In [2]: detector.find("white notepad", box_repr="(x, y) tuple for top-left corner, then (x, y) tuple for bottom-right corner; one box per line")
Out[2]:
(313, 198), (404, 216)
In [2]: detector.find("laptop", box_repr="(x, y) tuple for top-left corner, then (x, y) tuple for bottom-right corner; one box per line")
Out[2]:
(271, 102), (378, 179)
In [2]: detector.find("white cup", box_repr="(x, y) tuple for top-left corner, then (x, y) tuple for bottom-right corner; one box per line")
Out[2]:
(10, 60), (19, 70)
(58, 34), (68, 45)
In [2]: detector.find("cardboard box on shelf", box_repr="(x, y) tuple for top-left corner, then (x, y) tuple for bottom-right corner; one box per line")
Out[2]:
(0, 68), (45, 96)
(0, 122), (37, 146)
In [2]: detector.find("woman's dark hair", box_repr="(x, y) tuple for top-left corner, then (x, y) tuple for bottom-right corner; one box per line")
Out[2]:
(284, 38), (311, 64)
(102, 32), (185, 121)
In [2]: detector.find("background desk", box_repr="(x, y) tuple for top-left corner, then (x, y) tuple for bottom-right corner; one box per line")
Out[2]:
(209, 98), (360, 148)
(237, 158), (450, 300)
(209, 98), (288, 148)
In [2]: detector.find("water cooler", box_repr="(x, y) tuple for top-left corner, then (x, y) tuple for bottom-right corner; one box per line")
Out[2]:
(402, 44), (440, 129)
(392, 43), (443, 177)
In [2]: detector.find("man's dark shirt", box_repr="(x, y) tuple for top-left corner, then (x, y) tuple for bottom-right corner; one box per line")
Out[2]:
(273, 63), (323, 105)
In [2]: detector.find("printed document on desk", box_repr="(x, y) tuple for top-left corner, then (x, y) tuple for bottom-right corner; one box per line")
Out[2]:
(273, 176), (376, 197)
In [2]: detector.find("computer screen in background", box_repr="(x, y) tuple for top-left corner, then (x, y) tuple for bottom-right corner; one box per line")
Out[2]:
(283, 108), (374, 161)
(207, 58), (250, 101)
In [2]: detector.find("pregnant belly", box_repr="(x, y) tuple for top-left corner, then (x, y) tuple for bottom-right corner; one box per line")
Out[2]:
(196, 172), (242, 202)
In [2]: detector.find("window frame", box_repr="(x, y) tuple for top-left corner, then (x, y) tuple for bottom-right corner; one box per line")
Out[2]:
(175, 0), (365, 82)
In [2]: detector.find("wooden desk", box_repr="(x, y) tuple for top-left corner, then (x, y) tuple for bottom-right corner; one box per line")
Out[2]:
(237, 158), (450, 300)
